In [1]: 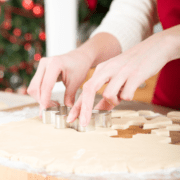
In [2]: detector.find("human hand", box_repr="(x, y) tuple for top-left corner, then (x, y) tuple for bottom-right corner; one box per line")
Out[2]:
(67, 29), (177, 126)
(27, 50), (93, 114)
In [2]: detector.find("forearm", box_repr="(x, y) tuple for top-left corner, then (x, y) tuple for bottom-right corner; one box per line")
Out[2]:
(76, 32), (122, 67)
(163, 25), (180, 61)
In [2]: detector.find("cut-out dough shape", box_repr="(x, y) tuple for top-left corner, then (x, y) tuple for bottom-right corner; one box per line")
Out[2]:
(0, 117), (179, 175)
(151, 124), (180, 145)
(143, 117), (172, 129)
(111, 116), (147, 129)
(111, 110), (139, 118)
(167, 111), (180, 118)
(138, 110), (156, 116)
(152, 124), (180, 136)
(111, 116), (172, 130)
(138, 110), (164, 120)
(167, 111), (180, 125)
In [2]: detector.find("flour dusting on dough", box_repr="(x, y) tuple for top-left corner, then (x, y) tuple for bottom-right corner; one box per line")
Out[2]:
(73, 149), (86, 160)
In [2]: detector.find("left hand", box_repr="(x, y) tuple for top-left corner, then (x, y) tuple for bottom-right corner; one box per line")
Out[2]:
(67, 27), (178, 127)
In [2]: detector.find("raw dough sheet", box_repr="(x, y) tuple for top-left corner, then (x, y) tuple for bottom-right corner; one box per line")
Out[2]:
(0, 115), (180, 178)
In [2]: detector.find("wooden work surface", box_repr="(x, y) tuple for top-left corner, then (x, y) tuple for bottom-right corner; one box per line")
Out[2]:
(0, 93), (179, 180)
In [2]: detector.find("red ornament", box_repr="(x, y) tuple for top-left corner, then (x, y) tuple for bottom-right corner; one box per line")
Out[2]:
(24, 43), (31, 51)
(33, 4), (44, 17)
(9, 36), (17, 44)
(34, 53), (41, 61)
(13, 28), (21, 37)
(24, 33), (32, 41)
(86, 0), (97, 11)
(5, 88), (13, 93)
(39, 32), (46, 41)
(0, 78), (3, 83)
(22, 0), (34, 10)
(26, 65), (33, 74)
(9, 65), (18, 73)
(19, 61), (27, 69)
(3, 21), (12, 30)
(0, 65), (5, 71)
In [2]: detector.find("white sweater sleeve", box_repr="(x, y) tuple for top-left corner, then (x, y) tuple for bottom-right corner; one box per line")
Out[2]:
(90, 0), (158, 52)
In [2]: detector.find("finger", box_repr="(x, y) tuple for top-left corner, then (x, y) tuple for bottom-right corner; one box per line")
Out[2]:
(94, 98), (115, 110)
(64, 77), (83, 107)
(102, 68), (130, 106)
(79, 75), (109, 127)
(27, 58), (47, 102)
(39, 100), (60, 118)
(67, 94), (83, 123)
(40, 61), (62, 109)
(120, 70), (146, 101)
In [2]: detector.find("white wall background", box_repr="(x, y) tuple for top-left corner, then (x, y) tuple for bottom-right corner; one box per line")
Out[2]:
(44, 0), (77, 103)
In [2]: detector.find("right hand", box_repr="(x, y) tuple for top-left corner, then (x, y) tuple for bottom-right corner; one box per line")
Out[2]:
(27, 50), (93, 114)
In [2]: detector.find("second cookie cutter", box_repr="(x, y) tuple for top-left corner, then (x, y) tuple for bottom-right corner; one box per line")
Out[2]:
(70, 115), (96, 132)
(93, 110), (112, 128)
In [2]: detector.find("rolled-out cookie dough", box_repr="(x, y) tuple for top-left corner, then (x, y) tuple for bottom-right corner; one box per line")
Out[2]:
(0, 117), (180, 175)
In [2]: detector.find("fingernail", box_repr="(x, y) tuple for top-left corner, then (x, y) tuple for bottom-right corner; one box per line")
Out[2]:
(66, 113), (74, 123)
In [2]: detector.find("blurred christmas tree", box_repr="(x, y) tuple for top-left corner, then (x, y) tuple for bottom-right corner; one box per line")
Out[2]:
(0, 0), (112, 94)
(0, 0), (45, 94)
(78, 0), (113, 42)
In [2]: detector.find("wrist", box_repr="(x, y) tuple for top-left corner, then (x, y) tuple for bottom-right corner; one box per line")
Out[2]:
(76, 33), (122, 68)
(75, 46), (96, 67)
(162, 26), (180, 62)
(68, 49), (94, 68)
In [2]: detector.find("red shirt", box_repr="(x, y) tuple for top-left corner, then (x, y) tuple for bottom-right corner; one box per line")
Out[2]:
(152, 0), (180, 110)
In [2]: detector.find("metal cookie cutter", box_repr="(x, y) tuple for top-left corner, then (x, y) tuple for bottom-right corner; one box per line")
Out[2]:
(60, 105), (68, 115)
(42, 106), (60, 124)
(78, 115), (96, 132)
(93, 110), (112, 128)
(69, 118), (79, 130)
(59, 105), (72, 115)
(55, 112), (69, 129)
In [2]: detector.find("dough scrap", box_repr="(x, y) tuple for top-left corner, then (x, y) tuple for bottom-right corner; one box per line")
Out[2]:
(0, 117), (179, 175)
